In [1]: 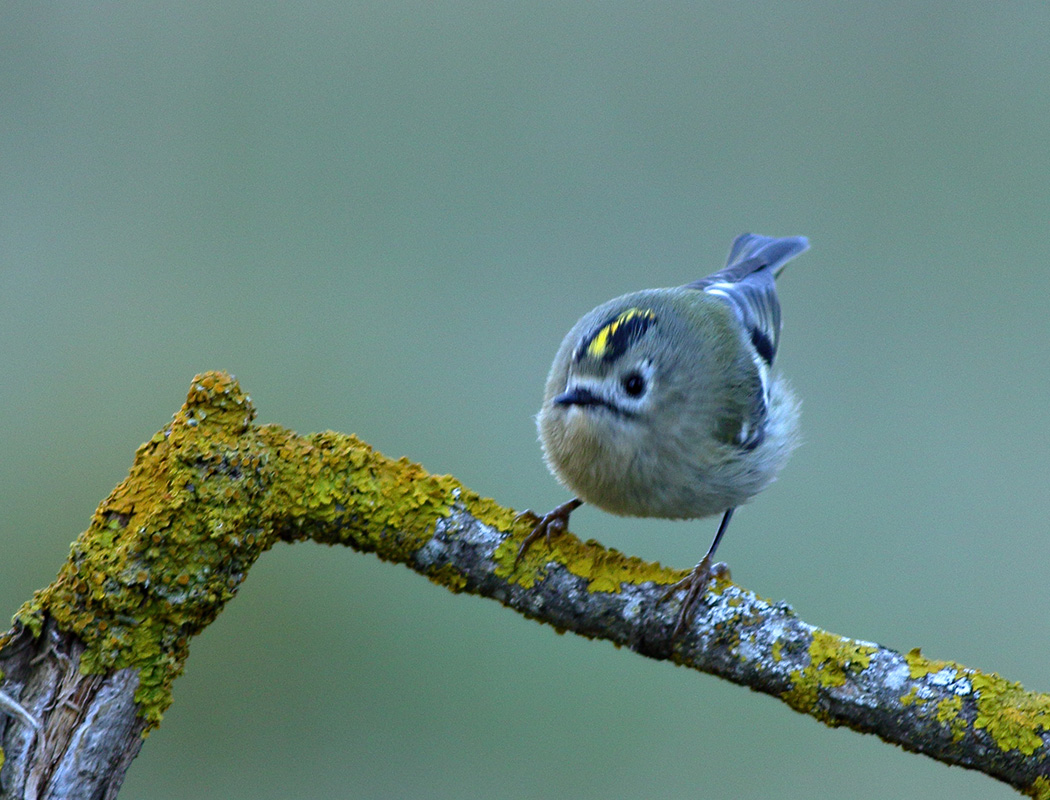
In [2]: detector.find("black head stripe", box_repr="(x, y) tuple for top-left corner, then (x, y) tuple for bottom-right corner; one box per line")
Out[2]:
(575, 308), (657, 363)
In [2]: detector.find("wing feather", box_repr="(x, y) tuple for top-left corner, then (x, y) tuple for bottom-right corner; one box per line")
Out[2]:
(689, 233), (809, 449)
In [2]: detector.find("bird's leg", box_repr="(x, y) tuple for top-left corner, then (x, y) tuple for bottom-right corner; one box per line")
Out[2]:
(513, 497), (583, 567)
(660, 508), (735, 636)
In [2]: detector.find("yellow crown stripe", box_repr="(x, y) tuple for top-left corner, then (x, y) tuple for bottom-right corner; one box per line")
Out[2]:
(585, 308), (655, 359)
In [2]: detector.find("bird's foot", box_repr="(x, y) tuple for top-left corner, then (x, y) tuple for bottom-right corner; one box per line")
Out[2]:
(513, 498), (583, 568)
(660, 557), (730, 637)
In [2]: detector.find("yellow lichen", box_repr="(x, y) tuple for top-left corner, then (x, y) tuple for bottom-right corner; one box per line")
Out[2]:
(1025, 775), (1050, 800)
(899, 685), (924, 707)
(493, 517), (684, 594)
(11, 371), (476, 731)
(14, 373), (273, 728)
(935, 695), (967, 742)
(903, 647), (984, 744)
(782, 631), (878, 717)
(427, 564), (468, 593)
(905, 647), (963, 681)
(971, 672), (1050, 756)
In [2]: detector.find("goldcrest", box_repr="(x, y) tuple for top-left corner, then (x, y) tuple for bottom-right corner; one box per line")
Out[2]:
(518, 233), (808, 635)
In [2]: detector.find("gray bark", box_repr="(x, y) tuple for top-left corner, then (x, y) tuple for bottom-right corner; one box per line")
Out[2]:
(0, 618), (145, 800)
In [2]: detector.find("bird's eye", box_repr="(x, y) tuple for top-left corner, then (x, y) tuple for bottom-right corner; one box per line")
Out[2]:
(622, 371), (646, 398)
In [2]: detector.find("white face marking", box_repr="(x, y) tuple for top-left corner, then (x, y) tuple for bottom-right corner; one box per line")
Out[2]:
(559, 358), (656, 418)
(563, 376), (609, 402)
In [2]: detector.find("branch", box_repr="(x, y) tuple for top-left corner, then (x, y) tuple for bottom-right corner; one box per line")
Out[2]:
(1, 372), (1048, 798)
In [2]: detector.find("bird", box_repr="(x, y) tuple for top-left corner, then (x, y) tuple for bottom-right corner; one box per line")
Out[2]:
(516, 233), (808, 636)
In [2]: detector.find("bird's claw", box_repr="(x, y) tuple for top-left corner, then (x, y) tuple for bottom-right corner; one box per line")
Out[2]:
(660, 558), (730, 637)
(513, 498), (582, 568)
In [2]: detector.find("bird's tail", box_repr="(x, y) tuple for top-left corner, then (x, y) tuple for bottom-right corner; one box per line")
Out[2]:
(720, 233), (810, 281)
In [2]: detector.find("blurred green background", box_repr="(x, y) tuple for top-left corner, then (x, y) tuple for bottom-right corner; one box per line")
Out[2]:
(3, 3), (1049, 797)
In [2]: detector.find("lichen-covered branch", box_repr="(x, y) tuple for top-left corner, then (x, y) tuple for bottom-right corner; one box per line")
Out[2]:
(1, 372), (1048, 798)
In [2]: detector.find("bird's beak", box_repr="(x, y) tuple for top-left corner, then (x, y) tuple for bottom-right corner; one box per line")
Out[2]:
(554, 387), (604, 407)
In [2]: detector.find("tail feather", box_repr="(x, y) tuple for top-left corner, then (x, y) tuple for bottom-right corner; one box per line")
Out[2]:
(718, 233), (810, 283)
(686, 233), (810, 368)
